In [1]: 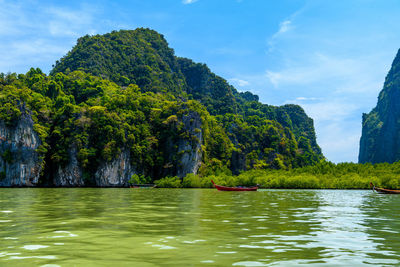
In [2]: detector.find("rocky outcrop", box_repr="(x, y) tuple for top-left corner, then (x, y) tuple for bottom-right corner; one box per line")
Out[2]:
(359, 49), (400, 163)
(0, 111), (42, 186)
(94, 149), (136, 186)
(49, 111), (202, 186)
(53, 146), (84, 186)
(176, 111), (203, 178)
(53, 147), (136, 187)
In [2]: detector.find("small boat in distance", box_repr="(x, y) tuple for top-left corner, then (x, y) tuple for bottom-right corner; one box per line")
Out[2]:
(211, 180), (258, 191)
(130, 184), (156, 188)
(370, 182), (400, 194)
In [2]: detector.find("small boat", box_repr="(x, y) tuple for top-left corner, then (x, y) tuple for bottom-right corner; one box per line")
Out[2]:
(130, 184), (156, 188)
(370, 182), (400, 194)
(211, 180), (258, 191)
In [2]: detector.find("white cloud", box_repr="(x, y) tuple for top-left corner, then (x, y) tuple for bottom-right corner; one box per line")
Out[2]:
(278, 20), (292, 34)
(265, 50), (390, 162)
(0, 1), (33, 36)
(266, 53), (349, 86)
(229, 78), (250, 87)
(301, 100), (358, 122)
(0, 2), (101, 73)
(295, 97), (318, 101)
(265, 52), (384, 97)
(292, 99), (362, 162)
(182, 0), (198, 4)
(46, 7), (96, 37)
(316, 121), (361, 163)
(265, 71), (282, 87)
(11, 39), (68, 56)
(267, 13), (301, 52)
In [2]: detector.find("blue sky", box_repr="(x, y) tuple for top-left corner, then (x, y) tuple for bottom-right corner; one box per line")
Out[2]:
(1, 0), (400, 163)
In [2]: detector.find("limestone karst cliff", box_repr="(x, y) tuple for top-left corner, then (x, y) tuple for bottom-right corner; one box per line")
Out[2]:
(0, 28), (323, 186)
(0, 108), (43, 186)
(359, 49), (400, 163)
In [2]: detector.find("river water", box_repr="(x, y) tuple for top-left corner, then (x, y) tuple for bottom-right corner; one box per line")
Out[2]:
(0, 188), (399, 266)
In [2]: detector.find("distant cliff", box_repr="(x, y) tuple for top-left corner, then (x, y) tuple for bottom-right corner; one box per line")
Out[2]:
(359, 49), (400, 163)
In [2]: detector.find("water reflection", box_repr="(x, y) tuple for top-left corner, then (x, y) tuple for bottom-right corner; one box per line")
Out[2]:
(0, 188), (400, 266)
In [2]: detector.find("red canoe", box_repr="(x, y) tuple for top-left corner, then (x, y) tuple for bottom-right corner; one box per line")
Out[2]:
(370, 182), (400, 194)
(211, 180), (258, 191)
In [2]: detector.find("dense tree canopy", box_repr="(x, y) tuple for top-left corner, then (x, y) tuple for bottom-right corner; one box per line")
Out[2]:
(1, 28), (324, 184)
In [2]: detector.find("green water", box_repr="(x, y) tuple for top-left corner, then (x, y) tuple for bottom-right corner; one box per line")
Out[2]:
(0, 189), (399, 266)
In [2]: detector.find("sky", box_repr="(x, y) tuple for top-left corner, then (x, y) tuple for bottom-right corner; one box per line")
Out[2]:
(1, 0), (400, 163)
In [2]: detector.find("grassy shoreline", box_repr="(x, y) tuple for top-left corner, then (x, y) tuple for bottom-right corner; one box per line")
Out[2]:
(154, 161), (400, 189)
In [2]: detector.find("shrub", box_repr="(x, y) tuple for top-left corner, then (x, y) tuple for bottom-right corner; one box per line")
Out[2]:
(154, 176), (182, 188)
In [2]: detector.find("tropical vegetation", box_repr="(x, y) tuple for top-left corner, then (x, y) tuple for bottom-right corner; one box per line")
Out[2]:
(0, 28), (325, 185)
(156, 161), (400, 189)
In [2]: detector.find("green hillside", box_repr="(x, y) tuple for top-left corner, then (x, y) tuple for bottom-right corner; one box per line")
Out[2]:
(51, 28), (323, 170)
(0, 28), (324, 185)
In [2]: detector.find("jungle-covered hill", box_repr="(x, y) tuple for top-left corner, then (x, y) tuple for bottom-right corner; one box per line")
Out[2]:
(0, 28), (323, 186)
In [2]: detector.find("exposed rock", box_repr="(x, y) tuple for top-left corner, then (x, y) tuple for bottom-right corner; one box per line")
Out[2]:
(359, 49), (400, 163)
(94, 149), (136, 187)
(176, 111), (203, 178)
(53, 146), (84, 186)
(53, 147), (136, 187)
(0, 111), (42, 186)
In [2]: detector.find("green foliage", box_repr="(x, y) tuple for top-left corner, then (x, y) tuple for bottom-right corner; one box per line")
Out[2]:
(0, 103), (21, 126)
(0, 170), (5, 181)
(0, 69), (234, 181)
(194, 161), (400, 189)
(0, 28), (325, 185)
(49, 28), (323, 173)
(182, 173), (212, 188)
(51, 29), (186, 95)
(129, 174), (151, 185)
(154, 176), (182, 188)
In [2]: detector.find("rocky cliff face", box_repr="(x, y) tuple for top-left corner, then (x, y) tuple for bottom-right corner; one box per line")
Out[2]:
(175, 111), (203, 178)
(53, 146), (84, 186)
(53, 147), (136, 187)
(0, 110), (42, 186)
(52, 112), (202, 186)
(94, 149), (136, 186)
(1, 110), (201, 187)
(359, 49), (400, 163)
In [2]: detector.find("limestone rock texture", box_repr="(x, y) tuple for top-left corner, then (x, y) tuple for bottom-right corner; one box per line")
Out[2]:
(359, 49), (400, 163)
(0, 111), (42, 186)
(175, 111), (203, 178)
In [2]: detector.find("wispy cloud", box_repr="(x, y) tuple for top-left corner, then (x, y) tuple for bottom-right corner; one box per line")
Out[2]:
(265, 52), (384, 96)
(266, 5), (308, 53)
(0, 1), (35, 36)
(294, 96), (319, 101)
(278, 20), (292, 34)
(267, 19), (293, 52)
(229, 78), (250, 87)
(316, 121), (361, 162)
(0, 1), (102, 73)
(46, 6), (97, 37)
(265, 50), (390, 162)
(301, 100), (358, 122)
(182, 0), (198, 4)
(290, 98), (362, 162)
